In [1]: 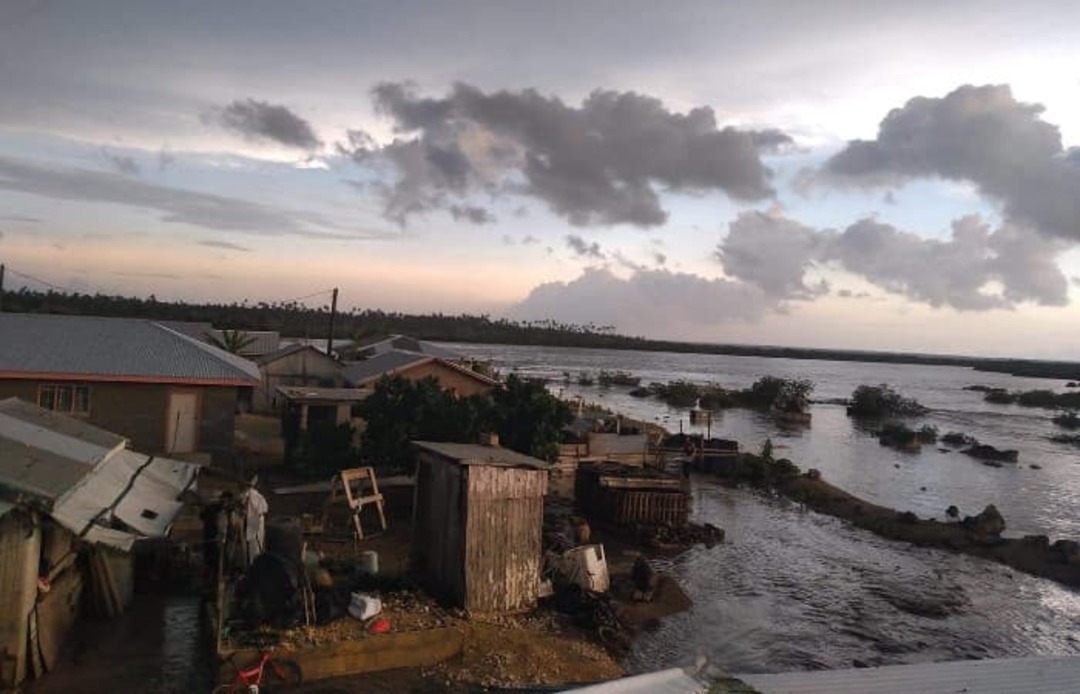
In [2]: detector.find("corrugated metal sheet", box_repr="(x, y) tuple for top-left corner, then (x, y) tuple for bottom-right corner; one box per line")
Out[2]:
(0, 313), (259, 383)
(738, 655), (1080, 694)
(564, 668), (708, 693)
(0, 399), (197, 549)
(340, 349), (432, 386)
(354, 335), (464, 361)
(413, 441), (552, 469)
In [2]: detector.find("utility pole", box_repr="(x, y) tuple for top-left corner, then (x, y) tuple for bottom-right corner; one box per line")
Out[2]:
(0, 263), (4, 312)
(326, 287), (339, 356)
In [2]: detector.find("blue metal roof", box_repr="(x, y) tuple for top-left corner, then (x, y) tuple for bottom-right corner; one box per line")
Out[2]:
(0, 313), (260, 384)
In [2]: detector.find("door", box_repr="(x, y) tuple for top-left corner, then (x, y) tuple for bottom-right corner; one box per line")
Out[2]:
(166, 391), (199, 453)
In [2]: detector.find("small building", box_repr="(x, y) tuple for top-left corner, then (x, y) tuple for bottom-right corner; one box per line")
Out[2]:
(277, 386), (372, 431)
(342, 349), (496, 397)
(411, 440), (550, 613)
(253, 344), (342, 413)
(0, 398), (198, 688)
(0, 313), (260, 463)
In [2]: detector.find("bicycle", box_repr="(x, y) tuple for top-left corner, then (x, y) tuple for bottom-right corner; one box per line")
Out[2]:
(213, 650), (303, 693)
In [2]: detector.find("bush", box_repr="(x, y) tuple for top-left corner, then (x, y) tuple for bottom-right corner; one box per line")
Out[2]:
(942, 431), (975, 446)
(918, 425), (939, 443)
(743, 376), (814, 413)
(699, 385), (739, 410)
(984, 389), (1016, 404)
(1052, 410), (1080, 430)
(878, 421), (920, 449)
(577, 372), (595, 387)
(652, 380), (702, 408)
(597, 370), (641, 387)
(847, 384), (928, 418)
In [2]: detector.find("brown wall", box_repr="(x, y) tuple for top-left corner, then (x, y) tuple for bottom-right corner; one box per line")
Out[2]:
(398, 362), (493, 398)
(0, 380), (238, 461)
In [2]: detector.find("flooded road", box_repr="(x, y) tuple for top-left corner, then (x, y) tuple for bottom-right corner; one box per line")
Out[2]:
(629, 482), (1080, 674)
(27, 595), (211, 694)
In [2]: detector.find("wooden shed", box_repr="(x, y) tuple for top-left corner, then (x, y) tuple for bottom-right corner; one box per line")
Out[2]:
(411, 441), (550, 614)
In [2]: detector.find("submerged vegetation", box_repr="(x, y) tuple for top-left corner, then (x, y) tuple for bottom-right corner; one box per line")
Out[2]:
(596, 370), (641, 387)
(847, 384), (928, 418)
(983, 389), (1080, 410)
(633, 377), (814, 415)
(1052, 411), (1080, 429)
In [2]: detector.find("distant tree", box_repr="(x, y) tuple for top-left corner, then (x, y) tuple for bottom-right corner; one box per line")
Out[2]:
(205, 329), (256, 354)
(848, 384), (928, 418)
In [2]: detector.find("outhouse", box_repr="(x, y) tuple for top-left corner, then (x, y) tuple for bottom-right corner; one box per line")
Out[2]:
(411, 440), (549, 613)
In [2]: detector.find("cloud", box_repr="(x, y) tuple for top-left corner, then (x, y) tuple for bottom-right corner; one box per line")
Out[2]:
(211, 98), (322, 150)
(715, 210), (1069, 310)
(344, 82), (789, 227)
(198, 240), (251, 252)
(0, 154), (364, 239)
(508, 267), (772, 335)
(824, 84), (1080, 241)
(449, 204), (495, 224)
(101, 148), (140, 176)
(565, 234), (605, 259)
(0, 215), (41, 223)
(521, 234), (539, 245)
(718, 211), (831, 300)
(653, 252), (667, 266)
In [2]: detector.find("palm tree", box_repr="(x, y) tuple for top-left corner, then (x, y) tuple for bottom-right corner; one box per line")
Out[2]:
(206, 329), (256, 355)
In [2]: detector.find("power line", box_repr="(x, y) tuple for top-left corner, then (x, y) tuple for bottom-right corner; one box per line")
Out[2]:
(5, 267), (80, 294)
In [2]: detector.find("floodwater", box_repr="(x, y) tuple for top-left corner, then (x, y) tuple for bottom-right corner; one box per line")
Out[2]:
(443, 342), (1080, 673)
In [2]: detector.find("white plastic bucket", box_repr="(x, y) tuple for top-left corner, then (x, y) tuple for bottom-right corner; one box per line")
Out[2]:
(359, 550), (379, 575)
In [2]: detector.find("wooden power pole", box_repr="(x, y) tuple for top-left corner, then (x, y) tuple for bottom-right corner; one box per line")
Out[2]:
(0, 263), (5, 312)
(326, 287), (339, 356)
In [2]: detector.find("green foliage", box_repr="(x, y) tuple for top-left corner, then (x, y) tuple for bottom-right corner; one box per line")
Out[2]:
(291, 420), (358, 477)
(1051, 433), (1080, 447)
(356, 374), (571, 473)
(650, 380), (702, 408)
(597, 370), (641, 387)
(984, 389), (1080, 410)
(744, 376), (814, 413)
(848, 384), (928, 418)
(699, 386), (739, 410)
(942, 431), (975, 446)
(918, 425), (939, 443)
(761, 437), (774, 462)
(577, 371), (595, 386)
(491, 375), (573, 462)
(205, 329), (256, 354)
(1052, 410), (1080, 430)
(877, 421), (920, 449)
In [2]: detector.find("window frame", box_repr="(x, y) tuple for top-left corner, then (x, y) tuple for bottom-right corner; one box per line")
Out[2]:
(37, 383), (92, 416)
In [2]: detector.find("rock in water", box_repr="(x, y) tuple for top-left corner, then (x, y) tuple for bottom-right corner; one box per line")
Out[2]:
(963, 504), (1006, 539)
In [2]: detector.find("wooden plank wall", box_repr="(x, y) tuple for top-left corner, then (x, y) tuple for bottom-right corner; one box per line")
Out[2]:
(412, 453), (465, 606)
(463, 466), (547, 613)
(0, 510), (41, 689)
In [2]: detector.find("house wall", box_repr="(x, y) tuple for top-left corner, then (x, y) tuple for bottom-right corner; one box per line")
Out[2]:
(396, 362), (493, 397)
(255, 350), (340, 412)
(0, 509), (40, 688)
(0, 380), (238, 463)
(463, 465), (547, 613)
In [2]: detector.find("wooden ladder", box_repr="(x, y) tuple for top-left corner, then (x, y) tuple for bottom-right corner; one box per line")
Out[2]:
(322, 467), (388, 541)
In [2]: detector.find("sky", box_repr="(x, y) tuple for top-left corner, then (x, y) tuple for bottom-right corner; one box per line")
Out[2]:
(2, 1), (1080, 358)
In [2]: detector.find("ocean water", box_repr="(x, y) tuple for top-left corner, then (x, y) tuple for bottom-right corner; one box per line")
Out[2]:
(443, 342), (1080, 673)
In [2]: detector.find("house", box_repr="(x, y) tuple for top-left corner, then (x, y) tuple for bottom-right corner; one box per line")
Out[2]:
(411, 440), (550, 613)
(253, 344), (342, 413)
(0, 313), (260, 463)
(0, 398), (198, 688)
(276, 386), (371, 431)
(341, 349), (497, 397)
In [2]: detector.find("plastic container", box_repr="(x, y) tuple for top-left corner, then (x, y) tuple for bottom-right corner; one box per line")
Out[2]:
(359, 550), (379, 575)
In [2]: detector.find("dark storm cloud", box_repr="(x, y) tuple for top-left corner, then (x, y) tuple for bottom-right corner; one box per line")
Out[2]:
(715, 210), (1069, 310)
(345, 82), (790, 227)
(565, 234), (605, 260)
(824, 84), (1080, 241)
(198, 240), (251, 252)
(101, 148), (141, 176)
(211, 98), (322, 150)
(0, 154), (363, 238)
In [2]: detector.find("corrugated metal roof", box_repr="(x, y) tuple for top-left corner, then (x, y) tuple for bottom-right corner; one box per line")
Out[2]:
(276, 386), (373, 403)
(0, 399), (197, 549)
(354, 335), (464, 361)
(340, 350), (432, 386)
(563, 668), (709, 693)
(413, 441), (551, 469)
(256, 343), (337, 366)
(738, 655), (1080, 694)
(0, 313), (260, 384)
(0, 398), (124, 503)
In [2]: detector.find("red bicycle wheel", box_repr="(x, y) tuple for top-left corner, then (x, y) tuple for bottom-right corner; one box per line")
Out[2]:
(262, 658), (302, 691)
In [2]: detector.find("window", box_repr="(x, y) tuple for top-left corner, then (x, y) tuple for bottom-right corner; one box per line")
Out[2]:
(38, 384), (91, 415)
